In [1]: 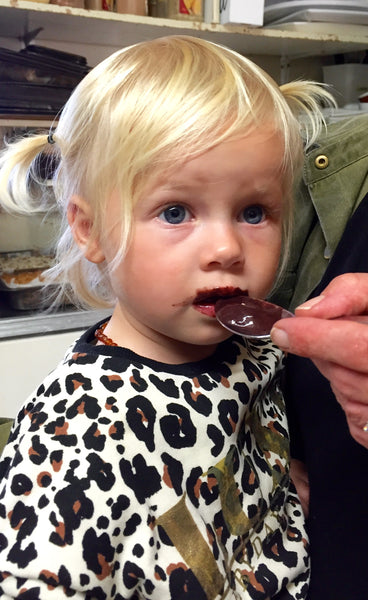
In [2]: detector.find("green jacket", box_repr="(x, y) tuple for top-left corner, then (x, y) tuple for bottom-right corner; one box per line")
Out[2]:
(271, 114), (368, 311)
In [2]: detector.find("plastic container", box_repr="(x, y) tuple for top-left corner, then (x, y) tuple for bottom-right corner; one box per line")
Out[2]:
(323, 64), (368, 107)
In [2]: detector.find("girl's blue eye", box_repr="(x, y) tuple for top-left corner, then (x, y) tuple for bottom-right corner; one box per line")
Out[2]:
(160, 205), (188, 224)
(242, 205), (265, 225)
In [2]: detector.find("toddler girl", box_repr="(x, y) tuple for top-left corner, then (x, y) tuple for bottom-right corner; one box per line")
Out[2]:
(0, 35), (332, 599)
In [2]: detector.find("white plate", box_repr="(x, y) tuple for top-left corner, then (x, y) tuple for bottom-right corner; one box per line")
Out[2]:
(266, 8), (368, 25)
(268, 20), (368, 34)
(264, 0), (368, 24)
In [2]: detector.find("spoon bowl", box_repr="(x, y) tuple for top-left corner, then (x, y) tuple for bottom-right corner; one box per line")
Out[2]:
(215, 296), (294, 339)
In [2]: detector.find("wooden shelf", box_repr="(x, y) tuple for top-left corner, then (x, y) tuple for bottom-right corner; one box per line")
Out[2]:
(0, 115), (56, 126)
(0, 0), (368, 58)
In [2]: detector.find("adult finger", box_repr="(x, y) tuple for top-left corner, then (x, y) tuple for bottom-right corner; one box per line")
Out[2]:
(294, 273), (368, 319)
(270, 316), (368, 372)
(312, 358), (368, 401)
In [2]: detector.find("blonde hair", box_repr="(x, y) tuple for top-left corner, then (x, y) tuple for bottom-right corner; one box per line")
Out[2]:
(0, 35), (335, 309)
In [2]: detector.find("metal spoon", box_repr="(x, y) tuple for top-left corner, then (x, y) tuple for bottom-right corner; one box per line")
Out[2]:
(215, 295), (368, 340)
(215, 295), (294, 339)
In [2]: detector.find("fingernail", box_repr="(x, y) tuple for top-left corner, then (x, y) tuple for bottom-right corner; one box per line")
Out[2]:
(296, 294), (325, 311)
(270, 327), (289, 350)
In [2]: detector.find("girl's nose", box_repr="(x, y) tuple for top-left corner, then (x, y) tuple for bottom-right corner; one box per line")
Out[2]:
(200, 223), (244, 271)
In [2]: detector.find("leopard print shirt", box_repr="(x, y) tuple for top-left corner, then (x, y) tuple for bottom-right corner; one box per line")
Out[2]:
(0, 323), (309, 599)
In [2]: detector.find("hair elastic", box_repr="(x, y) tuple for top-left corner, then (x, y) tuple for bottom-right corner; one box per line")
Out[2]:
(47, 132), (55, 145)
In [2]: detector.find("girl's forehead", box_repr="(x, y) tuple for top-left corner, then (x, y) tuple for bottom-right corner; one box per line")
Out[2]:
(147, 125), (284, 174)
(136, 132), (286, 198)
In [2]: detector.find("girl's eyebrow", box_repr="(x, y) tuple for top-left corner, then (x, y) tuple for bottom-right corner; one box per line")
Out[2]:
(149, 181), (201, 197)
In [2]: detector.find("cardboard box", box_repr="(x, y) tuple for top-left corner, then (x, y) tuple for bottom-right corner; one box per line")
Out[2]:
(220, 0), (264, 26)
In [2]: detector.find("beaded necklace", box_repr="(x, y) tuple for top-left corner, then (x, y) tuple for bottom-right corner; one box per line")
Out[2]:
(95, 321), (117, 346)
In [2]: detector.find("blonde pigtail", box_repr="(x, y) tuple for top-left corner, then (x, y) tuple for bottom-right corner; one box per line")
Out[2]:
(0, 133), (57, 215)
(279, 81), (336, 150)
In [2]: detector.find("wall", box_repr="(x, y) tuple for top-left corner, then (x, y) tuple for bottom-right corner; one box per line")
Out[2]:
(0, 330), (83, 418)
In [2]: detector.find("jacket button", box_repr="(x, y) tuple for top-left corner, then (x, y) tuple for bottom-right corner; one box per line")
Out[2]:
(315, 154), (329, 169)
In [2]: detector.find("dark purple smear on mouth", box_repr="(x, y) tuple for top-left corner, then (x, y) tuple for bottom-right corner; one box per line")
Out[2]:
(215, 296), (293, 337)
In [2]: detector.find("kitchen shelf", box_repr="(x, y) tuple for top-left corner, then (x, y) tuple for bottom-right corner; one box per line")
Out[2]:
(0, 0), (368, 58)
(0, 308), (111, 339)
(0, 115), (56, 126)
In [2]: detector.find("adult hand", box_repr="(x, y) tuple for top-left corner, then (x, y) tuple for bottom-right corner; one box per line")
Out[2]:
(270, 273), (368, 449)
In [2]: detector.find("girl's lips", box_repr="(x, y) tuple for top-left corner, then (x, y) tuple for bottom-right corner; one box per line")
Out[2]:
(193, 303), (217, 318)
(193, 287), (247, 318)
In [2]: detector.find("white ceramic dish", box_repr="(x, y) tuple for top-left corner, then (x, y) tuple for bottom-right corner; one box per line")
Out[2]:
(267, 20), (368, 34)
(266, 8), (368, 26)
(264, 1), (368, 24)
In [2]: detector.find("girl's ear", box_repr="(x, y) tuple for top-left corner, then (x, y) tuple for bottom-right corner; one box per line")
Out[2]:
(67, 195), (105, 264)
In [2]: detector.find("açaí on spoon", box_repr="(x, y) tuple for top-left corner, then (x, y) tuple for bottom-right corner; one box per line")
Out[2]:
(215, 295), (294, 339)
